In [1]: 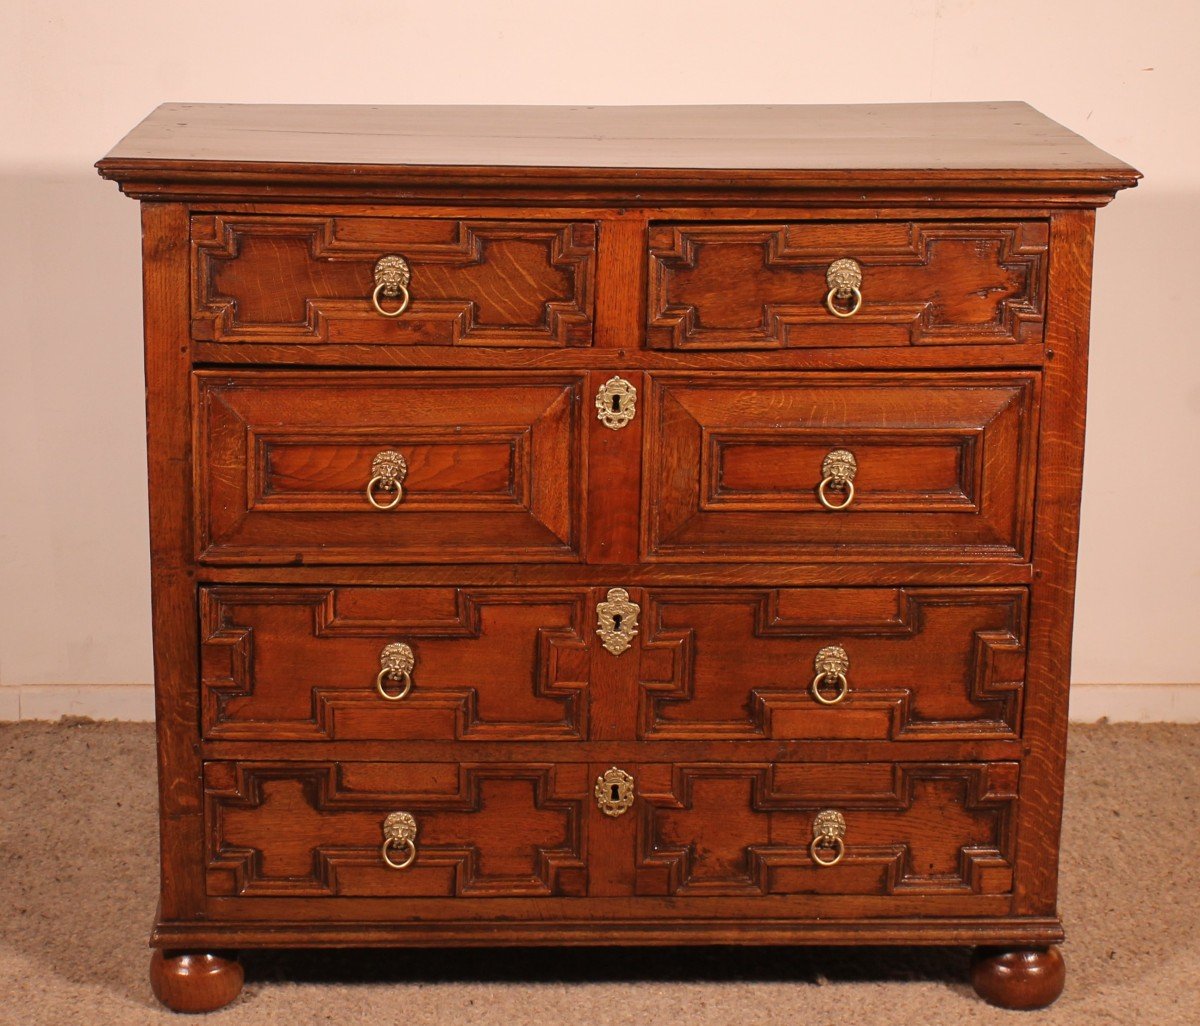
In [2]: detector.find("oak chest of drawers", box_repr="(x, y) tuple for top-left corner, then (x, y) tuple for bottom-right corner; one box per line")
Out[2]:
(98, 102), (1138, 1012)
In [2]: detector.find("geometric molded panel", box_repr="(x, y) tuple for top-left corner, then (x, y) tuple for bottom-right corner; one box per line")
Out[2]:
(643, 372), (1038, 563)
(205, 761), (588, 898)
(201, 587), (590, 741)
(195, 370), (585, 564)
(638, 587), (1026, 741)
(636, 762), (1018, 897)
(648, 221), (1047, 350)
(192, 216), (596, 347)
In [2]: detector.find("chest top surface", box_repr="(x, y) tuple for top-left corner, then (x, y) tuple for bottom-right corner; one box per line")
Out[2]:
(96, 101), (1139, 204)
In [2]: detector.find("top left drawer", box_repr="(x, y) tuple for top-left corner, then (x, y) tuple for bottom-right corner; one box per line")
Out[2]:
(190, 216), (597, 347)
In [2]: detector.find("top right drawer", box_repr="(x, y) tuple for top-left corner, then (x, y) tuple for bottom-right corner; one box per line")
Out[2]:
(647, 221), (1048, 350)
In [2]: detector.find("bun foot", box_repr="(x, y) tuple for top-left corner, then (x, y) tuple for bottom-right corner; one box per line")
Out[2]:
(970, 946), (1065, 1009)
(150, 950), (244, 1012)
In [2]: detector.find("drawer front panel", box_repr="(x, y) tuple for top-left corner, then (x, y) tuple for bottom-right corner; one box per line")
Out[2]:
(204, 761), (589, 898)
(648, 221), (1047, 350)
(200, 586), (592, 741)
(635, 761), (1018, 897)
(192, 216), (596, 346)
(195, 371), (584, 564)
(638, 587), (1026, 741)
(643, 372), (1038, 562)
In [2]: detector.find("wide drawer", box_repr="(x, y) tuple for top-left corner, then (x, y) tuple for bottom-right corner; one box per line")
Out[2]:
(648, 221), (1048, 350)
(637, 587), (1027, 741)
(191, 215), (596, 346)
(202, 759), (1018, 901)
(199, 584), (1026, 744)
(200, 585), (593, 741)
(643, 372), (1038, 562)
(194, 371), (585, 564)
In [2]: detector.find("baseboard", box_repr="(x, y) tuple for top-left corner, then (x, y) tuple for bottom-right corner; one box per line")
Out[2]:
(0, 684), (155, 722)
(1066, 683), (1200, 723)
(2, 682), (1198, 724)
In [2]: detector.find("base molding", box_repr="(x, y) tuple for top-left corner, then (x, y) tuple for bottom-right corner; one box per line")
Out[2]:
(152, 915), (1065, 949)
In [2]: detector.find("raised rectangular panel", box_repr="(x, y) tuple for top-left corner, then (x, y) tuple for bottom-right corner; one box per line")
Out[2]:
(643, 372), (1038, 563)
(195, 371), (585, 564)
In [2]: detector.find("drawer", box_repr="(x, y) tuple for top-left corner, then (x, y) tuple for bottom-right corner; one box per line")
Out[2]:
(204, 761), (589, 898)
(637, 587), (1027, 741)
(195, 371), (585, 564)
(648, 221), (1047, 350)
(191, 215), (596, 346)
(635, 761), (1018, 897)
(200, 586), (592, 741)
(202, 759), (1018, 902)
(643, 372), (1038, 562)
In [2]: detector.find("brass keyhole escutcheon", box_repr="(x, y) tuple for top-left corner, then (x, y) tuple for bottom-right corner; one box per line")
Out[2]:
(596, 588), (640, 656)
(595, 376), (637, 430)
(595, 767), (635, 817)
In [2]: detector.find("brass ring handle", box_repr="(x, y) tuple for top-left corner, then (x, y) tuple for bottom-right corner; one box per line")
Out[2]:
(366, 475), (403, 510)
(372, 255), (412, 318)
(810, 835), (846, 867)
(371, 280), (411, 318)
(824, 258), (863, 318)
(366, 451), (407, 511)
(381, 837), (417, 870)
(817, 450), (857, 511)
(376, 667), (412, 701)
(811, 644), (851, 705)
(817, 475), (855, 511)
(824, 285), (863, 318)
(381, 811), (418, 870)
(811, 670), (849, 705)
(810, 809), (847, 867)
(376, 642), (415, 701)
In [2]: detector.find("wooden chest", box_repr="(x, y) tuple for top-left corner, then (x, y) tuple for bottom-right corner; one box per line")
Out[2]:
(97, 102), (1138, 1012)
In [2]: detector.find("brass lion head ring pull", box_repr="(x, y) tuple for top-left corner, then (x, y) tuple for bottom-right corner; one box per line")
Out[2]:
(810, 809), (847, 867)
(372, 255), (412, 317)
(366, 450), (407, 510)
(381, 811), (418, 870)
(824, 258), (863, 318)
(376, 642), (415, 701)
(817, 449), (857, 511)
(811, 644), (850, 705)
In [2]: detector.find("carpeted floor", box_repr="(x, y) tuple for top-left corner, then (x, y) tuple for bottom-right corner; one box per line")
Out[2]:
(1, 722), (1196, 1024)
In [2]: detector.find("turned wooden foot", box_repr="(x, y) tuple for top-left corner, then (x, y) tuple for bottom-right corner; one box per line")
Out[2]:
(150, 950), (244, 1013)
(970, 946), (1065, 1009)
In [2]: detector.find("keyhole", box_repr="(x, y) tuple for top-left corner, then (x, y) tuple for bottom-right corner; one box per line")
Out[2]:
(611, 394), (622, 413)
(611, 784), (621, 801)
(612, 613), (622, 632)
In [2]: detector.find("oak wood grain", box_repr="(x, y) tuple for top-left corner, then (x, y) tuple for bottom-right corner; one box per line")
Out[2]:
(96, 103), (1139, 207)
(98, 103), (1137, 1010)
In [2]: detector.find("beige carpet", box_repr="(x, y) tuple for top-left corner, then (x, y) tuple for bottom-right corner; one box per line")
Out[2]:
(1, 721), (1196, 1024)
